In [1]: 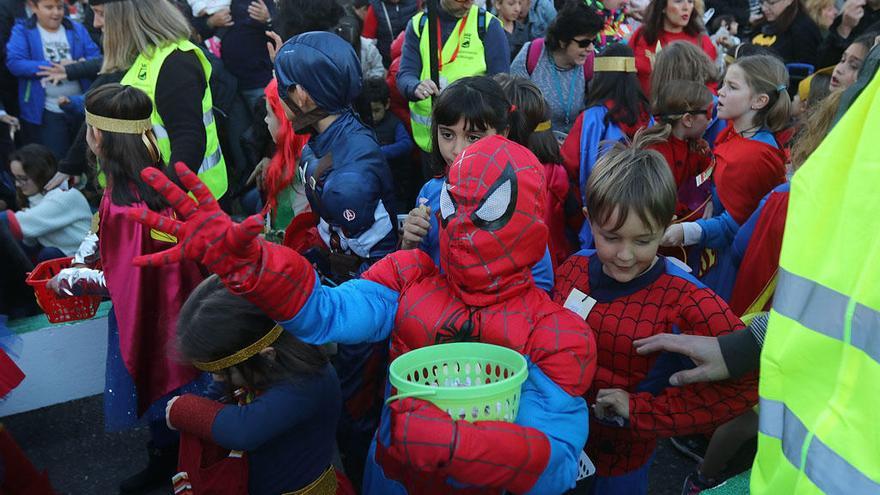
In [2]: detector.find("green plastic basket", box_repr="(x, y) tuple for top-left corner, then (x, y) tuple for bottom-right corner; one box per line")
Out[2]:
(386, 342), (529, 423)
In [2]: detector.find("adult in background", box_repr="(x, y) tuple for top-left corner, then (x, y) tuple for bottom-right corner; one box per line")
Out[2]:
(190, 0), (277, 195)
(751, 0), (822, 66)
(46, 0), (228, 200)
(362, 0), (420, 67)
(520, 0), (557, 39)
(816, 0), (880, 68)
(274, 0), (345, 39)
(630, 0), (717, 97)
(511, 1), (604, 136)
(397, 0), (509, 166)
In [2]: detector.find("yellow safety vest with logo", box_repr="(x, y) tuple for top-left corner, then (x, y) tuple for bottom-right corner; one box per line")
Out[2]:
(120, 39), (227, 199)
(409, 6), (492, 152)
(750, 64), (880, 493)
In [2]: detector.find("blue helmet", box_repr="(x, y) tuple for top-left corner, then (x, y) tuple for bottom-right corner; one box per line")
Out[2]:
(274, 31), (363, 114)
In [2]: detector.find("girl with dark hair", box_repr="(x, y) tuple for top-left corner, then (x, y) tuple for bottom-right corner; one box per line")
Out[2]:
(48, 83), (208, 493)
(629, 0), (717, 96)
(560, 43), (653, 248)
(164, 275), (354, 494)
(495, 73), (574, 267)
(511, 0), (604, 135)
(751, 0), (822, 66)
(399, 75), (555, 290)
(1, 143), (91, 260)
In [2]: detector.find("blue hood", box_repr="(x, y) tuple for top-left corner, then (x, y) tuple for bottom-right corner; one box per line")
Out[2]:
(274, 31), (363, 114)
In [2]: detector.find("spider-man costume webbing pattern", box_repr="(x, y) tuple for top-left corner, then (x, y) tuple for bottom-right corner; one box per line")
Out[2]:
(552, 251), (758, 477)
(127, 136), (596, 494)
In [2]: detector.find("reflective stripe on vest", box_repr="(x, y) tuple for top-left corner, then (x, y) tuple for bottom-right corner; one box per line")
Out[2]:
(758, 398), (880, 494)
(409, 6), (490, 152)
(774, 269), (880, 365)
(120, 39), (227, 199)
(751, 53), (880, 495)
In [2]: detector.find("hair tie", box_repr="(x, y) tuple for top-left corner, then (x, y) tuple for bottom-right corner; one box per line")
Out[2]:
(509, 104), (517, 113)
(776, 84), (787, 93)
(534, 120), (552, 132)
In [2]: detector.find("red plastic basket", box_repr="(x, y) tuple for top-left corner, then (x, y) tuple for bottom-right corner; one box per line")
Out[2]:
(25, 257), (101, 324)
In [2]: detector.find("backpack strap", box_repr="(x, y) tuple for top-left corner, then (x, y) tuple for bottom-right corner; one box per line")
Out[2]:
(526, 38), (544, 75)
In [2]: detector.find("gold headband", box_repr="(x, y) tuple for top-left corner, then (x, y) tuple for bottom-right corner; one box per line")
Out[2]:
(534, 120), (552, 132)
(193, 325), (284, 372)
(85, 111), (153, 134)
(593, 56), (637, 73)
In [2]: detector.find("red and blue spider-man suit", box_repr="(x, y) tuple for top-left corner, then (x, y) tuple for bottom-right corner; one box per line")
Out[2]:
(129, 135), (597, 494)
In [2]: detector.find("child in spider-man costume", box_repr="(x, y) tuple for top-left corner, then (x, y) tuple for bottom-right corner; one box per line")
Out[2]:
(551, 133), (757, 494)
(127, 135), (596, 494)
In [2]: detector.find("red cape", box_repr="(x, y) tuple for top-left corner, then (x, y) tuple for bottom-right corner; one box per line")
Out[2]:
(729, 189), (789, 316)
(100, 194), (204, 414)
(713, 124), (787, 225)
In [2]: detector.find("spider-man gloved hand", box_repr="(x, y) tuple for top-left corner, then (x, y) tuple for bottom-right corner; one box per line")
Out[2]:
(388, 397), (551, 493)
(127, 163), (316, 321)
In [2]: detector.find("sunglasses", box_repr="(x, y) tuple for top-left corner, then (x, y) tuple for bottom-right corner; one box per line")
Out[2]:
(570, 36), (597, 48)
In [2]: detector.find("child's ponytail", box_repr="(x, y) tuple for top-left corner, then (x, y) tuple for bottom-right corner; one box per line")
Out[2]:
(732, 55), (791, 133)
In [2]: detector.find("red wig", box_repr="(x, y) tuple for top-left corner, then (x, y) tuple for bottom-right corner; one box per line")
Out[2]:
(263, 78), (311, 216)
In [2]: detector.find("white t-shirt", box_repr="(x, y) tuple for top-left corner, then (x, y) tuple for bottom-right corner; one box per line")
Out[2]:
(37, 24), (82, 113)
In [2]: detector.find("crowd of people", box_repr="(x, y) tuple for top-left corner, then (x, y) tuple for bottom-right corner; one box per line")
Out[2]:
(0, 0), (876, 493)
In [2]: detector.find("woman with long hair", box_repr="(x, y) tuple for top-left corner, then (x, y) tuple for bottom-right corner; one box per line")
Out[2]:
(85, 0), (228, 199)
(629, 0), (717, 97)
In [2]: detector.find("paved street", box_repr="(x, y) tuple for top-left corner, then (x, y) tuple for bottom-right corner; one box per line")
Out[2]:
(5, 395), (698, 494)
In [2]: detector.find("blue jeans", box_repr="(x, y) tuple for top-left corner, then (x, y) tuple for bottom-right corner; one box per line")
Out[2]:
(25, 110), (82, 159)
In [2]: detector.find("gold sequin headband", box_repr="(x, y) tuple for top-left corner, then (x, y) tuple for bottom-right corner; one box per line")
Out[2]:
(534, 120), (552, 132)
(593, 56), (637, 73)
(193, 325), (284, 372)
(85, 111), (153, 134)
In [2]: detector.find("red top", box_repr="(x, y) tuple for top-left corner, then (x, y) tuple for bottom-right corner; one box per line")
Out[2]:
(649, 134), (714, 221)
(362, 5), (379, 39)
(630, 27), (717, 97)
(713, 124), (787, 225)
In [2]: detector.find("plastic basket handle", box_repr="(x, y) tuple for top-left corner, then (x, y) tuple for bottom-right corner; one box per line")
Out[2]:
(384, 390), (437, 405)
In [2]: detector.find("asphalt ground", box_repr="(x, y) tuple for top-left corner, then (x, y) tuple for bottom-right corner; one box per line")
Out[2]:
(4, 395), (698, 494)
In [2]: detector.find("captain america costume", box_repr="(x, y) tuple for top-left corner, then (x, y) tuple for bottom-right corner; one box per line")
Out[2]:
(552, 250), (757, 487)
(127, 135), (597, 494)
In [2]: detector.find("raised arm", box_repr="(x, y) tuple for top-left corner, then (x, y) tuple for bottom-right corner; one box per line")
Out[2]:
(127, 163), (399, 345)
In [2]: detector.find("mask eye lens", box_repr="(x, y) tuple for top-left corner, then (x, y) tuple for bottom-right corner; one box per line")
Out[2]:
(439, 183), (456, 227)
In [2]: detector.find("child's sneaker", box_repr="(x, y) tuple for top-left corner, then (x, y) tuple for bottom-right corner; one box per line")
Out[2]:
(681, 471), (720, 495)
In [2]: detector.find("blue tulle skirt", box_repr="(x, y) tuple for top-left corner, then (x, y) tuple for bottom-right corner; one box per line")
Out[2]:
(103, 308), (210, 432)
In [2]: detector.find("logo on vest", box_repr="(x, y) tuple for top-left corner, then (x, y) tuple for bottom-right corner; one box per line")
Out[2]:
(461, 33), (471, 49)
(343, 209), (356, 222)
(137, 63), (148, 81)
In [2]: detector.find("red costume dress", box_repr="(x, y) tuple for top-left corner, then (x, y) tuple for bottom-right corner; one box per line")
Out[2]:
(130, 136), (597, 494)
(552, 251), (757, 481)
(630, 27), (716, 97)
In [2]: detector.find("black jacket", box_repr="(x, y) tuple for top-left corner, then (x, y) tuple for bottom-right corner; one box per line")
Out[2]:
(816, 9), (880, 69)
(752, 10), (822, 66)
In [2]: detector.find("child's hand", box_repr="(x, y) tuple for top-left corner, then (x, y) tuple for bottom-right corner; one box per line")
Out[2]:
(400, 203), (431, 250)
(661, 224), (685, 246)
(594, 388), (630, 420)
(166, 396), (180, 431)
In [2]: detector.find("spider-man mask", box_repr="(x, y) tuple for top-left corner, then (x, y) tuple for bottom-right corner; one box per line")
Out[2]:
(439, 135), (548, 307)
